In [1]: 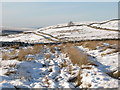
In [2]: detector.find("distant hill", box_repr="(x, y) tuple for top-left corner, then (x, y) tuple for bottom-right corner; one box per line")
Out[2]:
(1, 26), (36, 36)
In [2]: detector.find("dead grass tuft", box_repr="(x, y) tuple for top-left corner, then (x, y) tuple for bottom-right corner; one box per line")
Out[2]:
(101, 48), (119, 56)
(66, 46), (89, 67)
(67, 70), (82, 87)
(18, 45), (43, 61)
(87, 62), (98, 67)
(18, 49), (30, 61)
(48, 67), (52, 72)
(74, 40), (119, 50)
(81, 66), (92, 70)
(50, 47), (55, 53)
(4, 70), (16, 76)
(87, 83), (92, 88)
(2, 52), (9, 60)
(10, 44), (20, 49)
(45, 54), (51, 59)
(2, 45), (43, 61)
(47, 45), (56, 53)
(68, 65), (73, 74)
(32, 44), (43, 54)
(75, 70), (82, 87)
(2, 49), (17, 60)
(83, 41), (100, 50)
(107, 70), (120, 80)
(60, 61), (68, 68)
(43, 76), (50, 87)
(104, 40), (118, 46)
(58, 44), (91, 67)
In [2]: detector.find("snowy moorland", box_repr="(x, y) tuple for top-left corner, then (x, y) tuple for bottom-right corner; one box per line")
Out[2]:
(0, 19), (120, 89)
(1, 19), (119, 43)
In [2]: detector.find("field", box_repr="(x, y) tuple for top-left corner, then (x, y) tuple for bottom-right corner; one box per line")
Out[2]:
(0, 19), (120, 88)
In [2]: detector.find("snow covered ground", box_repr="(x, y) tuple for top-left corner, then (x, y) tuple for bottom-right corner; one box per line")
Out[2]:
(0, 41), (119, 88)
(1, 19), (119, 43)
(40, 25), (118, 41)
(0, 33), (51, 43)
(0, 19), (119, 89)
(0, 46), (81, 88)
(91, 20), (120, 30)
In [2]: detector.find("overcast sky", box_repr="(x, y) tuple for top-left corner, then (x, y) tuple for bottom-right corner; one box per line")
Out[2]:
(2, 2), (118, 28)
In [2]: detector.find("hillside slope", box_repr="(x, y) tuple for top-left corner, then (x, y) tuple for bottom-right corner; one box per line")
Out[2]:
(1, 19), (119, 43)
